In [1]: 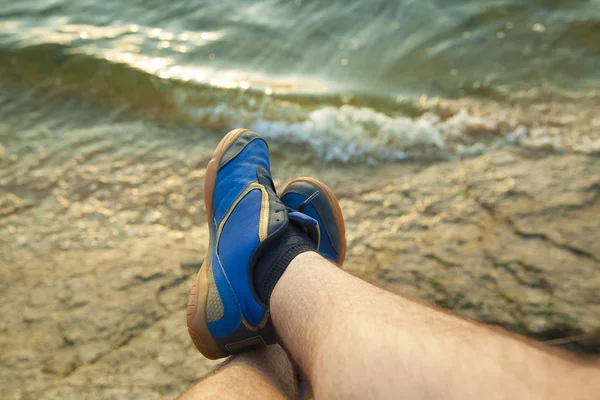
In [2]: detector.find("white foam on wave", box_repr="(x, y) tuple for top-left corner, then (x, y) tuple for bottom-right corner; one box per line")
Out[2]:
(251, 106), (576, 163)
(178, 99), (596, 163)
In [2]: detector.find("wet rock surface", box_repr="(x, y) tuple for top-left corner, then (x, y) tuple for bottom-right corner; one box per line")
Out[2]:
(1, 137), (599, 398)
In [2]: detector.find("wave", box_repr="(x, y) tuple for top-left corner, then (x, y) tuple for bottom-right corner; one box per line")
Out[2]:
(1, 42), (598, 163)
(253, 107), (595, 163)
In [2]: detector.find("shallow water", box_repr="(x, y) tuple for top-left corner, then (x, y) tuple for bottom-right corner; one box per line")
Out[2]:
(1, 1), (600, 164)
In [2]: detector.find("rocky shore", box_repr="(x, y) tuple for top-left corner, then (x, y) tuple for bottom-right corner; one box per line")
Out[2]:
(1, 131), (599, 398)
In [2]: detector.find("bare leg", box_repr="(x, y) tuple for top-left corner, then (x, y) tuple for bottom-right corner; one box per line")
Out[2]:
(271, 252), (599, 400)
(178, 345), (297, 400)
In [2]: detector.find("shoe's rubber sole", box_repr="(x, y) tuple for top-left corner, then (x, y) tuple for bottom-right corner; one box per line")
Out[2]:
(282, 177), (347, 266)
(187, 128), (253, 360)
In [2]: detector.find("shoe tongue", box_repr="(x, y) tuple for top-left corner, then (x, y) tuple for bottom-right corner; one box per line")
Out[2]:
(288, 211), (320, 248)
(256, 166), (277, 192)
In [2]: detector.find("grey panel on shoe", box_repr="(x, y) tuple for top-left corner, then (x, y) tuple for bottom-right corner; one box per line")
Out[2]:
(225, 336), (266, 353)
(282, 182), (341, 255)
(216, 318), (278, 355)
(218, 130), (262, 170)
(256, 166), (288, 237)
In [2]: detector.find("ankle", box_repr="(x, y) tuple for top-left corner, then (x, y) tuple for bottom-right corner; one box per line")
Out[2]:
(270, 250), (322, 309)
(253, 223), (316, 305)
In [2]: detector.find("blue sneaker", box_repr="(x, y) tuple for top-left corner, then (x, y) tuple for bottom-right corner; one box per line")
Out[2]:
(187, 129), (318, 359)
(281, 177), (346, 266)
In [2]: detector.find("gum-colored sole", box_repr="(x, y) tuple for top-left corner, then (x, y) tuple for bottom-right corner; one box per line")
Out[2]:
(187, 129), (253, 360)
(283, 177), (347, 266)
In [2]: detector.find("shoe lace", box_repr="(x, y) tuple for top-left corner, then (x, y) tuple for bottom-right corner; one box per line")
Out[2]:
(299, 191), (320, 213)
(274, 191), (320, 214)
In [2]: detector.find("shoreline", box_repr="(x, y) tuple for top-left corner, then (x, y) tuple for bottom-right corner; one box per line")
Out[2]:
(2, 142), (599, 398)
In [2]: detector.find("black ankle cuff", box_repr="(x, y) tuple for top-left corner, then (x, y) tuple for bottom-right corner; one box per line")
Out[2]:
(254, 223), (316, 305)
